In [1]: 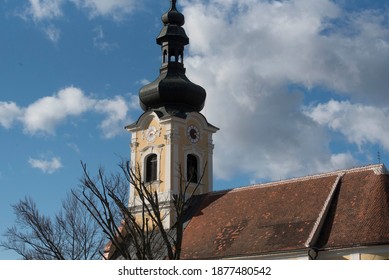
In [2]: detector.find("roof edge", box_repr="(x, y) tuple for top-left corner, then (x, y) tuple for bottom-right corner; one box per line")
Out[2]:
(211, 164), (388, 197)
(239, 164), (388, 191)
(185, 248), (310, 260)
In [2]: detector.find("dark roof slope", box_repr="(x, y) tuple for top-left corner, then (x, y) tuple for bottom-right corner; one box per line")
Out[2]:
(181, 165), (389, 259)
(316, 168), (389, 249)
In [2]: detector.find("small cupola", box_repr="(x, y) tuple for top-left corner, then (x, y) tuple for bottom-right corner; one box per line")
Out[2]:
(161, 0), (185, 27)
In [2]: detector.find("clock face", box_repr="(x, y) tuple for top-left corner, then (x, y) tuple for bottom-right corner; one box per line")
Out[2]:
(187, 125), (200, 143)
(145, 125), (157, 142)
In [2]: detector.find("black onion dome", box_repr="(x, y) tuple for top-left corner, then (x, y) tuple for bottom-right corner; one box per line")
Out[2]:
(139, 0), (206, 113)
(139, 66), (206, 112)
(162, 0), (185, 26)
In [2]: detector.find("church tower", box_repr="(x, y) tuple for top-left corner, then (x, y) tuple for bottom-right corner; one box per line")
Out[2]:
(125, 0), (218, 228)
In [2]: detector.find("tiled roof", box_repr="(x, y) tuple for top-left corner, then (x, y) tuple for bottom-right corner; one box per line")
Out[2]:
(316, 167), (389, 249)
(181, 164), (389, 259)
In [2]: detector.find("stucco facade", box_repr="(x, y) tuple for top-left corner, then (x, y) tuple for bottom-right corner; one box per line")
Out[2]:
(126, 110), (218, 228)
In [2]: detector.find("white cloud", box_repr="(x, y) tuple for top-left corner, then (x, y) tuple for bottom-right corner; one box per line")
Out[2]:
(139, 79), (150, 86)
(94, 96), (129, 138)
(25, 0), (63, 21)
(22, 87), (94, 135)
(93, 25), (119, 52)
(20, 0), (64, 42)
(180, 0), (389, 181)
(71, 0), (137, 20)
(43, 24), (61, 43)
(127, 93), (140, 110)
(19, 0), (138, 43)
(23, 0), (137, 21)
(313, 153), (358, 174)
(67, 142), (81, 154)
(329, 153), (357, 169)
(184, 0), (389, 102)
(0, 86), (132, 138)
(0, 102), (23, 129)
(28, 157), (63, 174)
(304, 100), (389, 150)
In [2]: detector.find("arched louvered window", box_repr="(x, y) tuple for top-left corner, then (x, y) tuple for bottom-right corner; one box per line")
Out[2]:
(187, 154), (198, 183)
(145, 154), (157, 183)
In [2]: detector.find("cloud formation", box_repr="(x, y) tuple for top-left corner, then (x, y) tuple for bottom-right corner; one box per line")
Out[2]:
(20, 0), (64, 42)
(94, 96), (129, 139)
(0, 102), (23, 129)
(22, 87), (94, 135)
(0, 87), (132, 138)
(20, 0), (138, 42)
(305, 100), (389, 150)
(25, 0), (63, 21)
(93, 25), (119, 52)
(181, 0), (389, 181)
(28, 156), (63, 174)
(43, 24), (61, 43)
(23, 0), (137, 22)
(71, 0), (137, 20)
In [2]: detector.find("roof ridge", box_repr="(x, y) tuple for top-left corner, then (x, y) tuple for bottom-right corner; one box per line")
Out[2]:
(209, 164), (388, 196)
(305, 172), (345, 248)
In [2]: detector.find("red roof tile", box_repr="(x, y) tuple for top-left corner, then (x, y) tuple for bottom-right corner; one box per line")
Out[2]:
(316, 170), (389, 249)
(181, 165), (389, 259)
(182, 174), (338, 259)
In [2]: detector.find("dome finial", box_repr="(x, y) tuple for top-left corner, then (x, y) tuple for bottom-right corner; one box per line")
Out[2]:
(162, 0), (185, 26)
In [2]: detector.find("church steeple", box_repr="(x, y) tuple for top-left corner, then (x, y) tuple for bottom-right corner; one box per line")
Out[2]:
(139, 0), (206, 113)
(126, 0), (218, 229)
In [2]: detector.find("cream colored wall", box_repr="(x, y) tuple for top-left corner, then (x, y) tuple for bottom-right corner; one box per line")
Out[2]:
(176, 118), (212, 194)
(225, 245), (389, 260)
(314, 245), (389, 260)
(360, 254), (388, 260)
(133, 117), (168, 195)
(128, 111), (217, 210)
(127, 110), (218, 230)
(319, 253), (388, 260)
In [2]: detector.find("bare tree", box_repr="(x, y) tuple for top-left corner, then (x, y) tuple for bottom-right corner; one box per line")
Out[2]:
(74, 160), (206, 260)
(1, 194), (105, 260)
(2, 160), (204, 260)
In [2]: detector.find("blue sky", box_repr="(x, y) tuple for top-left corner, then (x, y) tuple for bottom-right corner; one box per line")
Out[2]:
(1, 0), (389, 259)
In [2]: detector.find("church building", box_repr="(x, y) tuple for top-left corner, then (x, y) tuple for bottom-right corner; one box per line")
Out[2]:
(107, 0), (389, 260)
